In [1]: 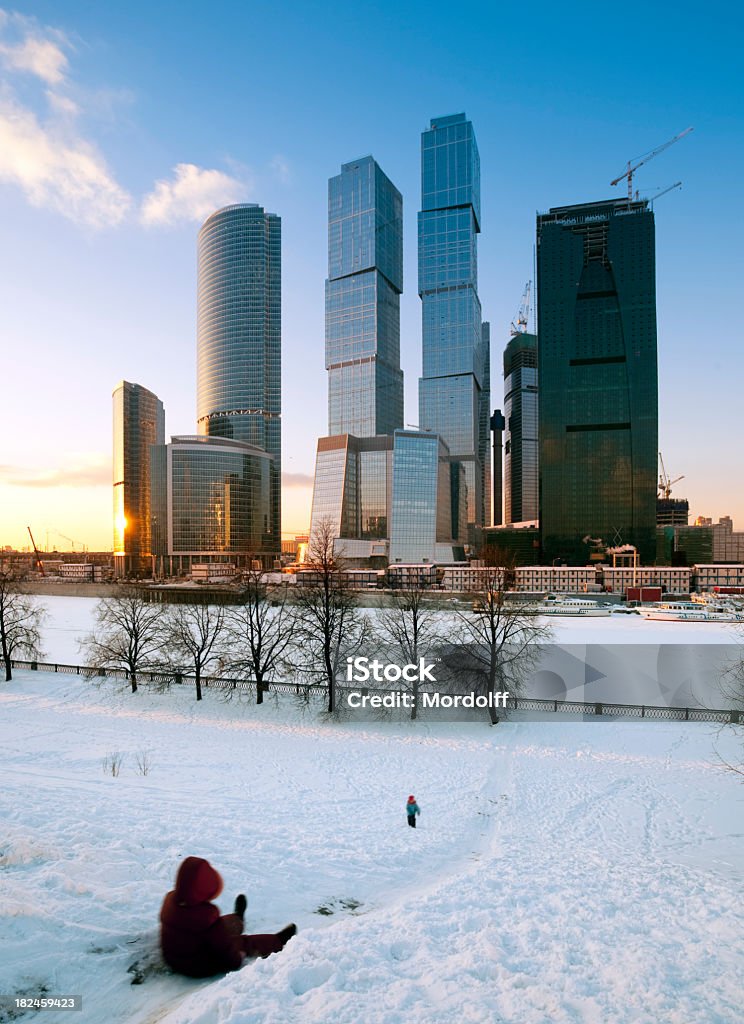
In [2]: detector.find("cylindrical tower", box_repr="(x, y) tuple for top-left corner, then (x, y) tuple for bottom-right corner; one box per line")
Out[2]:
(197, 204), (281, 553)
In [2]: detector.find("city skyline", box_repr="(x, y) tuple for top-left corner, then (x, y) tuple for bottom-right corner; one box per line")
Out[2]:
(0, 2), (742, 551)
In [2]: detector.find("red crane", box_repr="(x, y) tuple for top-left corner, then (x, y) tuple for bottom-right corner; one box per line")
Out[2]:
(27, 526), (46, 577)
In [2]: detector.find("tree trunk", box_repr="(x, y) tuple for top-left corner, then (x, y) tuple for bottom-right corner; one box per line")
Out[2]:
(130, 670), (138, 694)
(256, 670), (264, 705)
(3, 656), (10, 683)
(195, 667), (202, 701)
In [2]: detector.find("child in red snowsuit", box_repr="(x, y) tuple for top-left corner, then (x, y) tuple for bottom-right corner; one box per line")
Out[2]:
(160, 857), (296, 978)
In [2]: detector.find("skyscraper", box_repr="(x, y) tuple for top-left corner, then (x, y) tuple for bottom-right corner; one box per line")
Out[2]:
(537, 198), (658, 564)
(197, 204), (281, 552)
(418, 113), (489, 537)
(112, 381), (165, 576)
(326, 156), (403, 436)
(503, 331), (538, 524)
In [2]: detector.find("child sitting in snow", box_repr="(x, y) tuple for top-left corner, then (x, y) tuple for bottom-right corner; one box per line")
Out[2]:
(406, 795), (421, 828)
(160, 856), (296, 978)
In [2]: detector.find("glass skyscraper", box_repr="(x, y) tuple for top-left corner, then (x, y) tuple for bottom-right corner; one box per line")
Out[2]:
(503, 332), (538, 524)
(197, 204), (281, 552)
(418, 114), (489, 536)
(112, 381), (165, 576)
(150, 435), (272, 576)
(537, 199), (658, 564)
(326, 157), (403, 436)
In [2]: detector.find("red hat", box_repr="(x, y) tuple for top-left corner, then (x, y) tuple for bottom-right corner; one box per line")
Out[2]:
(173, 857), (224, 905)
(408, 795), (415, 801)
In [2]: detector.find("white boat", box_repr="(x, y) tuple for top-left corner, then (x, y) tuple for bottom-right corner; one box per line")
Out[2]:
(637, 600), (744, 622)
(537, 597), (611, 617)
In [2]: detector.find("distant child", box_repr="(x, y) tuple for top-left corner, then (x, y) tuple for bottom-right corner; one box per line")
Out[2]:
(406, 795), (420, 828)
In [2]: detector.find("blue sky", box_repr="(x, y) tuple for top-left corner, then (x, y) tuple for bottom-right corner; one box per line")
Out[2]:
(0, 0), (742, 550)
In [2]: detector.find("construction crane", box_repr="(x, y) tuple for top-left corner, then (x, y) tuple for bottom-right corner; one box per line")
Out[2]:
(27, 526), (46, 577)
(658, 452), (685, 500)
(611, 127), (693, 200)
(55, 530), (76, 552)
(510, 281), (532, 336)
(649, 181), (682, 206)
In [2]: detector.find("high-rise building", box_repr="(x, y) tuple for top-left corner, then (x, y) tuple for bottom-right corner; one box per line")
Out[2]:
(112, 381), (165, 577)
(197, 204), (281, 552)
(326, 156), (404, 436)
(150, 435), (272, 577)
(503, 332), (538, 524)
(418, 113), (489, 537)
(537, 199), (658, 564)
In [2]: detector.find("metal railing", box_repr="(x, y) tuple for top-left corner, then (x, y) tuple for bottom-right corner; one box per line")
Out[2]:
(7, 658), (741, 724)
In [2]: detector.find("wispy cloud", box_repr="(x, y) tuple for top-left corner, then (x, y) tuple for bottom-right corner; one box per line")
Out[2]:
(0, 10), (69, 85)
(0, 458), (110, 489)
(282, 471), (314, 488)
(270, 154), (291, 185)
(140, 162), (247, 226)
(0, 95), (132, 227)
(0, 10), (131, 227)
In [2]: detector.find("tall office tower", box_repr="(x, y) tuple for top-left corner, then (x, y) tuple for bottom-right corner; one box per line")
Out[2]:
(326, 156), (403, 436)
(480, 321), (492, 527)
(112, 381), (165, 577)
(503, 331), (538, 524)
(418, 114), (488, 537)
(537, 199), (658, 564)
(197, 204), (281, 553)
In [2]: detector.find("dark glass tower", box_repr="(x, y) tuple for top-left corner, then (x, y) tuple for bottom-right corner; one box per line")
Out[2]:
(197, 204), (281, 552)
(503, 332), (538, 524)
(112, 380), (165, 577)
(418, 113), (488, 535)
(326, 156), (403, 436)
(536, 199), (658, 564)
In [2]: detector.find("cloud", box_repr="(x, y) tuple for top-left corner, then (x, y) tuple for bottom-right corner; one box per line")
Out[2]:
(0, 460), (110, 489)
(0, 12), (70, 85)
(0, 11), (130, 227)
(0, 95), (131, 227)
(141, 163), (247, 226)
(270, 154), (291, 185)
(282, 472), (314, 488)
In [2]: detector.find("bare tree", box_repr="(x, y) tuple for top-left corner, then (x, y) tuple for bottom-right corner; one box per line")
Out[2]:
(450, 565), (552, 724)
(0, 573), (46, 681)
(295, 518), (368, 714)
(80, 591), (165, 693)
(165, 601), (226, 701)
(225, 570), (296, 704)
(378, 580), (447, 719)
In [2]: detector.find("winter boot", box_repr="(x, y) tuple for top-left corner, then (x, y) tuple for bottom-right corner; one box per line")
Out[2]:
(276, 923), (297, 947)
(234, 894), (247, 920)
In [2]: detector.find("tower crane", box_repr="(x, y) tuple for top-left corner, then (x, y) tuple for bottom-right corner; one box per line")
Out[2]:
(55, 530), (76, 552)
(658, 452), (685, 500)
(510, 281), (532, 336)
(610, 128), (693, 200)
(27, 526), (46, 577)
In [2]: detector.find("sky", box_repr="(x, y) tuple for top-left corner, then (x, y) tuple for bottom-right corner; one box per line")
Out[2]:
(0, 0), (742, 552)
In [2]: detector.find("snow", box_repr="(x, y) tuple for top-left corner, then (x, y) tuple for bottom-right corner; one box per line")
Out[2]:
(1, 597), (743, 1023)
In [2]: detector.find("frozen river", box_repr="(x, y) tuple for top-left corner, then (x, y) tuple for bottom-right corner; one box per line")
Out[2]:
(28, 594), (744, 710)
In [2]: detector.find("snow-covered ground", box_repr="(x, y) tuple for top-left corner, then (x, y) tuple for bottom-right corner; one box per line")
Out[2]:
(1, 664), (743, 1024)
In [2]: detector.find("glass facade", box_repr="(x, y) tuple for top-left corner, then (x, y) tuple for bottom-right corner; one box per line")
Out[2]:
(326, 157), (403, 436)
(197, 204), (281, 552)
(417, 114), (489, 535)
(537, 199), (658, 564)
(112, 381), (165, 576)
(503, 332), (538, 524)
(309, 434), (394, 542)
(150, 435), (272, 573)
(390, 431), (452, 564)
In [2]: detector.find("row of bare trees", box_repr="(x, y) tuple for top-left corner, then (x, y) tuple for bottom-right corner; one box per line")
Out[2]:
(1, 521), (554, 722)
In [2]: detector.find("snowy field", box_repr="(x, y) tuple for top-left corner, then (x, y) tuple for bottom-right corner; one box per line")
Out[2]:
(1, 598), (743, 1023)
